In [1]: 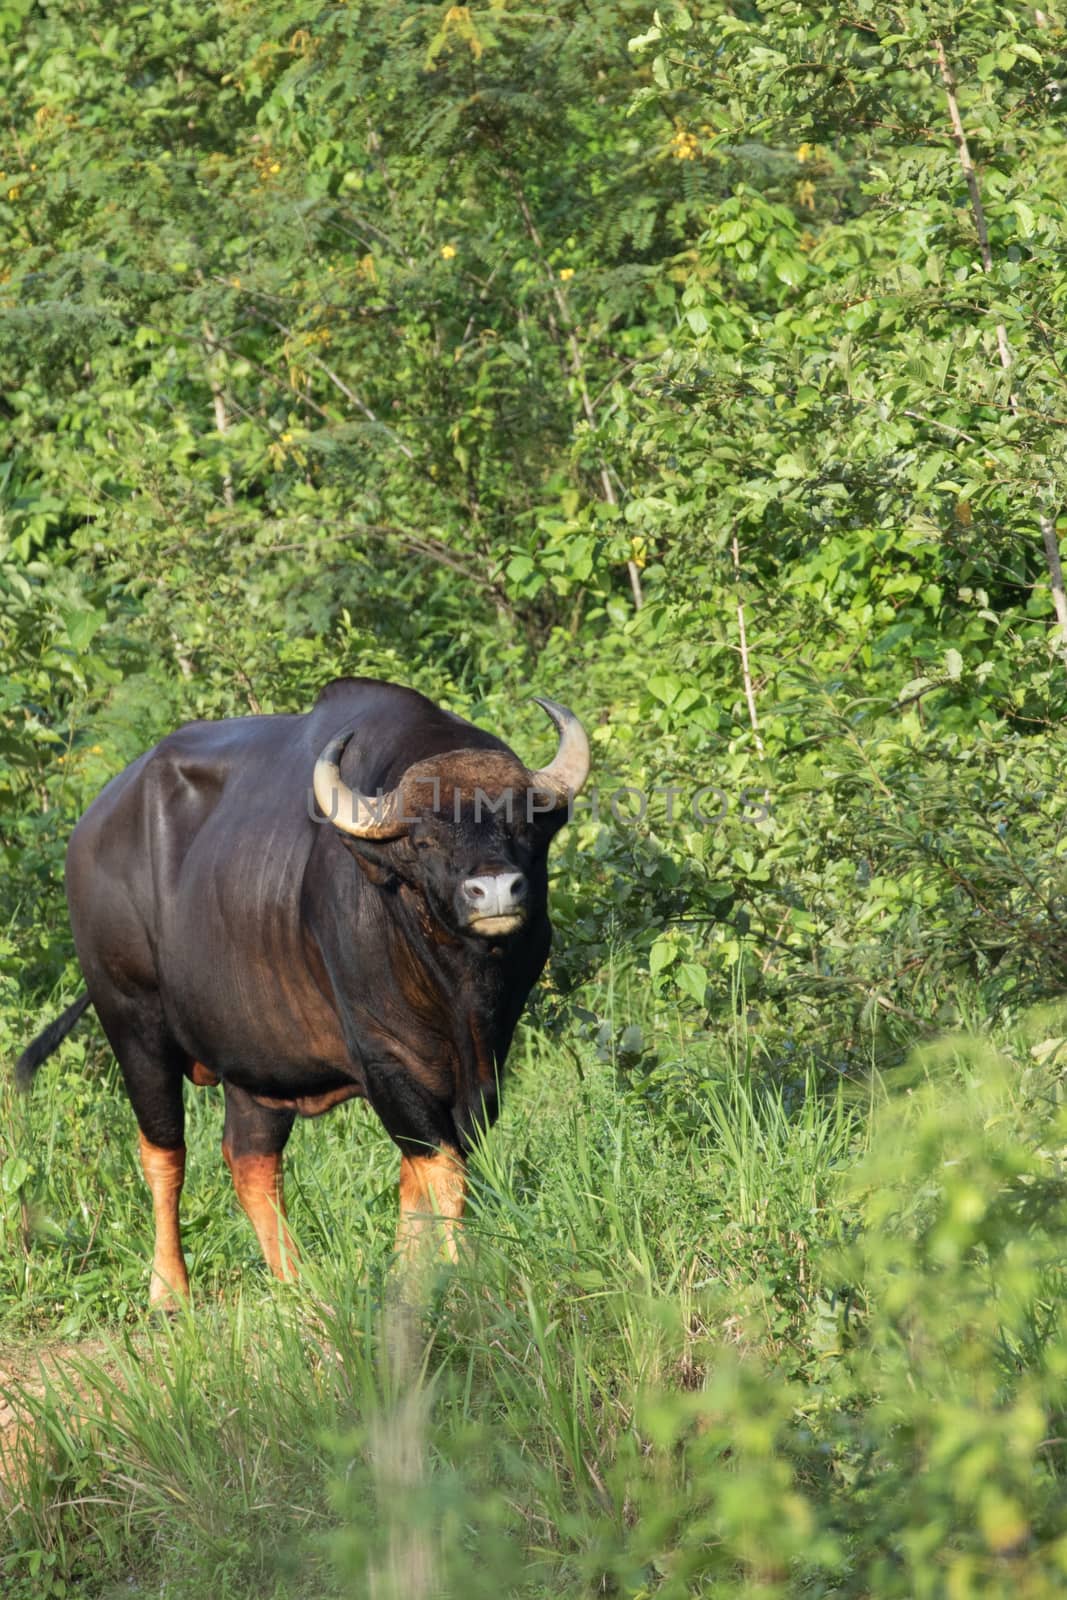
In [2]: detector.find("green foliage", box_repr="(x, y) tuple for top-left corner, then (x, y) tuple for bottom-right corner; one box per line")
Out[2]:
(2, 0), (1066, 1031)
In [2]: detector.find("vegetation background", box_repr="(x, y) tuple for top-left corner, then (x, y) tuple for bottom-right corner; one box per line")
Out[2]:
(1, 0), (1066, 1594)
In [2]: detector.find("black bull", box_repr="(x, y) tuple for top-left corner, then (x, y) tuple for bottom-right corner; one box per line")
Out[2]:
(16, 678), (590, 1304)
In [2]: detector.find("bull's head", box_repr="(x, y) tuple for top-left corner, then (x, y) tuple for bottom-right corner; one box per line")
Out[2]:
(312, 699), (589, 940)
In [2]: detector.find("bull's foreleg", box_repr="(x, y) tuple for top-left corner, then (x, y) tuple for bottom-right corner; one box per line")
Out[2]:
(221, 1082), (298, 1280)
(396, 1148), (467, 1266)
(139, 1132), (190, 1309)
(362, 1057), (470, 1267)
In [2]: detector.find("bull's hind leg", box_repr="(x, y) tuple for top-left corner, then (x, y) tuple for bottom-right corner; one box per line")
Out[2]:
(91, 996), (190, 1309)
(139, 1132), (189, 1309)
(221, 1082), (298, 1280)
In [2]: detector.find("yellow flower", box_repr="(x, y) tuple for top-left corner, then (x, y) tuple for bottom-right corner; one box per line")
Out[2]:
(231, 276), (241, 288)
(559, 267), (574, 281)
(797, 142), (813, 163)
(269, 162), (281, 174)
(7, 186), (20, 200)
(440, 243), (457, 259)
(671, 127), (698, 161)
(91, 745), (103, 754)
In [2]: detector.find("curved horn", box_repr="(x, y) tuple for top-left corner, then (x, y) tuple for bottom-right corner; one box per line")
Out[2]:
(312, 729), (408, 840)
(529, 697), (591, 804)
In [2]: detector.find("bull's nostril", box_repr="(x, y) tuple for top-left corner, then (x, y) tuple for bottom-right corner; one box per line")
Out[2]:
(463, 872), (528, 919)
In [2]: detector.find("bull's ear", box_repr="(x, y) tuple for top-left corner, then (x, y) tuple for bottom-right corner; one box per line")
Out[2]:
(339, 835), (400, 887)
(533, 804), (571, 845)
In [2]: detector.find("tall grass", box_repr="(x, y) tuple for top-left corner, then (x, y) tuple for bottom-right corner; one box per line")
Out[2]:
(2, 985), (1067, 1596)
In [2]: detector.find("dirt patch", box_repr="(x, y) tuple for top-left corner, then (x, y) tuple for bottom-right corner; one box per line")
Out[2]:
(0, 1340), (113, 1489)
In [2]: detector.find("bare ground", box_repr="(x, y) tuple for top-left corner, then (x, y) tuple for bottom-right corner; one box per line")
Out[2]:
(0, 1339), (113, 1491)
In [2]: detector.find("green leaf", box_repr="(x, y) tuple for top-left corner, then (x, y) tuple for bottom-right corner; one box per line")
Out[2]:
(675, 962), (707, 1004)
(648, 674), (681, 706)
(649, 938), (676, 978)
(1, 1156), (31, 1195)
(58, 608), (107, 653)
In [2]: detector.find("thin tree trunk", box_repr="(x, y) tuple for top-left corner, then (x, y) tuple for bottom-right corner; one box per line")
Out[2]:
(731, 532), (764, 754)
(935, 40), (1013, 376)
(1040, 514), (1067, 644)
(935, 38), (1065, 653)
(202, 322), (235, 508)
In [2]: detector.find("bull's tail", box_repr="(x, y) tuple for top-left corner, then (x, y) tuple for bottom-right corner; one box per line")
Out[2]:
(15, 992), (92, 1091)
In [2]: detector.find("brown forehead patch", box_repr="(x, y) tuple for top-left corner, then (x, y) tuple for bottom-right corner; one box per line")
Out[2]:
(396, 748), (531, 819)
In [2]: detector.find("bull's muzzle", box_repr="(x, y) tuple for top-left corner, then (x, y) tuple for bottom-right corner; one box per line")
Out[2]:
(460, 871), (528, 936)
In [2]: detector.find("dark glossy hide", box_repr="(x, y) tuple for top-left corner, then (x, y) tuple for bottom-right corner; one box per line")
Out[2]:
(64, 678), (562, 1165)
